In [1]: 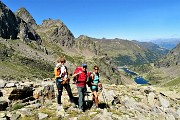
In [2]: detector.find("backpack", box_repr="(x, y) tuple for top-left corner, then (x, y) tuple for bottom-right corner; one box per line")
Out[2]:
(86, 72), (93, 87)
(54, 67), (61, 78)
(54, 65), (67, 79)
(73, 67), (88, 83)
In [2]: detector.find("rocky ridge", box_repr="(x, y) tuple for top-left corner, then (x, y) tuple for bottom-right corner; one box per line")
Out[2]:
(15, 7), (37, 29)
(37, 19), (75, 48)
(0, 1), (41, 44)
(75, 35), (100, 55)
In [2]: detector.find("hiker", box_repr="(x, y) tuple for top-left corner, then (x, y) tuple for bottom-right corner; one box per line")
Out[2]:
(54, 56), (75, 109)
(72, 64), (88, 112)
(90, 66), (102, 109)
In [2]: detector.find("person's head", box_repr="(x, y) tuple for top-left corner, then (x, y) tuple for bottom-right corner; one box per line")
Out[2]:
(58, 56), (66, 64)
(93, 66), (99, 73)
(82, 63), (87, 71)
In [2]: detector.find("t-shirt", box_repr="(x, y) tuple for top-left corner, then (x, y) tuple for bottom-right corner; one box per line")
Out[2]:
(60, 65), (67, 78)
(91, 73), (99, 89)
(74, 67), (87, 87)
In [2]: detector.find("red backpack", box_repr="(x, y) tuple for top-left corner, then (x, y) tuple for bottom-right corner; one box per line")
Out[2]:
(73, 67), (88, 87)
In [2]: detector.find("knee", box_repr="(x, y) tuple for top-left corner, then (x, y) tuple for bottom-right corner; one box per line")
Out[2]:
(95, 96), (98, 99)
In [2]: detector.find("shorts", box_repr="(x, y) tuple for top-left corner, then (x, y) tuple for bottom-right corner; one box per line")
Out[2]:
(91, 87), (98, 92)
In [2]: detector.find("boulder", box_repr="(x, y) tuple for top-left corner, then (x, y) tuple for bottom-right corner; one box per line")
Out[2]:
(0, 101), (8, 111)
(5, 82), (16, 88)
(0, 90), (3, 97)
(8, 87), (33, 100)
(158, 95), (170, 108)
(0, 79), (6, 88)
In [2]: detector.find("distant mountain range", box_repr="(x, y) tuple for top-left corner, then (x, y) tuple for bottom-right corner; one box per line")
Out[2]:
(151, 38), (180, 50)
(132, 40), (169, 57)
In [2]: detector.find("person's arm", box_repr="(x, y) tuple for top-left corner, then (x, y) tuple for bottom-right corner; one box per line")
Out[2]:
(65, 66), (70, 78)
(72, 71), (82, 77)
(98, 73), (102, 87)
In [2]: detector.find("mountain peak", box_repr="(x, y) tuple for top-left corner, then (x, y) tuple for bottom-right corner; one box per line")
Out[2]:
(39, 19), (75, 48)
(15, 7), (37, 29)
(0, 1), (19, 39)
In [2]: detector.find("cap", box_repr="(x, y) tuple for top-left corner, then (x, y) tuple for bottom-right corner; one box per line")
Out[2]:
(82, 63), (87, 67)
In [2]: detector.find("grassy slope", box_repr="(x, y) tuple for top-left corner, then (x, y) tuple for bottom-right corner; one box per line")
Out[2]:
(162, 77), (180, 87)
(0, 39), (54, 80)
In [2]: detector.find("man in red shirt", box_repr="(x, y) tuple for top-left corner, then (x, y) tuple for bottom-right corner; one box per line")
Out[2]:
(73, 64), (88, 112)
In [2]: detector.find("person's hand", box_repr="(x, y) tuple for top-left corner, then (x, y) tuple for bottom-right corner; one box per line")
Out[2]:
(98, 83), (102, 88)
(77, 71), (82, 74)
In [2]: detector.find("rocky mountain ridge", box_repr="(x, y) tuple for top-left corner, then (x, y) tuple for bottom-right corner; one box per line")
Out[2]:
(15, 7), (37, 29)
(0, 1), (41, 44)
(132, 40), (169, 57)
(151, 38), (180, 50)
(37, 19), (75, 48)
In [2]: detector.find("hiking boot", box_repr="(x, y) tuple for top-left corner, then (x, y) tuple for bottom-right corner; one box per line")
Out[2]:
(92, 105), (99, 110)
(78, 109), (83, 113)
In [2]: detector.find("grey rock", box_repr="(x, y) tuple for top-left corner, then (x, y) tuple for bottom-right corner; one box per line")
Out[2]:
(148, 92), (155, 106)
(18, 108), (33, 117)
(158, 95), (170, 108)
(165, 114), (175, 120)
(8, 87), (33, 100)
(0, 101), (8, 111)
(38, 112), (48, 120)
(0, 112), (6, 118)
(93, 109), (113, 120)
(177, 108), (180, 118)
(10, 112), (21, 120)
(0, 90), (3, 97)
(144, 87), (154, 94)
(5, 82), (15, 88)
(0, 79), (6, 88)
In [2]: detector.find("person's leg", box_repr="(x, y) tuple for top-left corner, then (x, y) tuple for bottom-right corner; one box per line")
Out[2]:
(92, 94), (95, 103)
(64, 83), (74, 103)
(92, 90), (98, 107)
(56, 79), (63, 104)
(77, 87), (83, 110)
(82, 87), (87, 109)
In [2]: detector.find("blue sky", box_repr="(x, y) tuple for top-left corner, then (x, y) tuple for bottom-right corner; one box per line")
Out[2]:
(1, 0), (180, 41)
